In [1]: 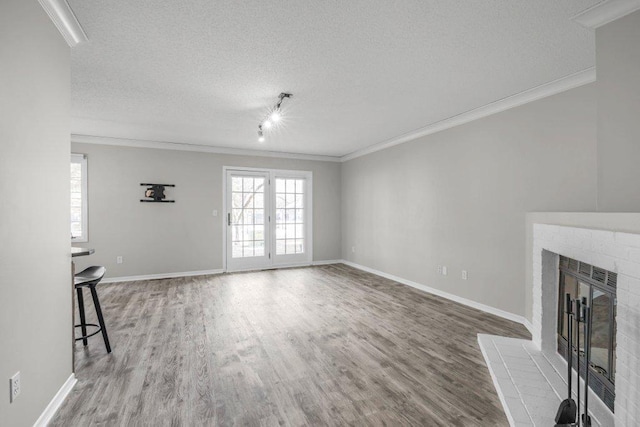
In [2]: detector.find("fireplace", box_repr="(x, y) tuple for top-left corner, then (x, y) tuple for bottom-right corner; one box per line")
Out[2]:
(556, 255), (617, 412)
(531, 222), (640, 426)
(478, 221), (639, 425)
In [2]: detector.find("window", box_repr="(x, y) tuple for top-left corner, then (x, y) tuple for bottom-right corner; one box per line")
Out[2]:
(275, 178), (305, 255)
(70, 153), (88, 242)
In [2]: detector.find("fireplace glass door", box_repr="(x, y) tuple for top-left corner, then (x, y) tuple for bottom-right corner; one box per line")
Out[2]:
(557, 255), (617, 412)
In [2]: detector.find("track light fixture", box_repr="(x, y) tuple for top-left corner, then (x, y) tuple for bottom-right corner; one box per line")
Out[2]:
(257, 92), (292, 143)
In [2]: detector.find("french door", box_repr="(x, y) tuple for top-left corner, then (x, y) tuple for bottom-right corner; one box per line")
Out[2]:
(225, 168), (312, 272)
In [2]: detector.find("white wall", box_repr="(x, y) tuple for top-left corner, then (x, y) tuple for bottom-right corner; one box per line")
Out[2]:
(0, 1), (71, 425)
(70, 142), (342, 278)
(597, 10), (640, 212)
(341, 84), (598, 317)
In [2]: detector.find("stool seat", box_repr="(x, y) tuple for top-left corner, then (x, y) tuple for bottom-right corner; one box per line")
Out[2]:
(74, 265), (111, 353)
(74, 266), (106, 287)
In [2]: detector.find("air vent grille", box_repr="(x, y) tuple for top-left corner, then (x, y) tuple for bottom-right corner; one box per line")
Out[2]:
(559, 256), (617, 289)
(604, 388), (616, 412)
(579, 262), (592, 276)
(607, 272), (618, 288)
(590, 372), (604, 396)
(592, 267), (606, 284)
(568, 258), (579, 272)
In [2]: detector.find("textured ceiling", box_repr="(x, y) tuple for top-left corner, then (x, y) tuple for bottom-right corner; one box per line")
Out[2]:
(69, 0), (600, 157)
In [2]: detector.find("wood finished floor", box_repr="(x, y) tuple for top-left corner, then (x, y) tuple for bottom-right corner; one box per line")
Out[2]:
(52, 264), (529, 426)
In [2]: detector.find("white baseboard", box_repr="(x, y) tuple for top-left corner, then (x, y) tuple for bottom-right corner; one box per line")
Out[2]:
(34, 373), (77, 427)
(226, 260), (342, 273)
(340, 260), (529, 329)
(523, 319), (534, 335)
(102, 262), (345, 283)
(312, 259), (342, 266)
(102, 269), (224, 283)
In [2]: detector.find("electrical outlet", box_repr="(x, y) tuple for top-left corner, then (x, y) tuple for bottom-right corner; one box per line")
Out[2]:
(462, 270), (468, 280)
(437, 265), (442, 275)
(442, 266), (448, 276)
(9, 372), (20, 403)
(212, 209), (218, 217)
(116, 256), (123, 264)
(351, 246), (356, 253)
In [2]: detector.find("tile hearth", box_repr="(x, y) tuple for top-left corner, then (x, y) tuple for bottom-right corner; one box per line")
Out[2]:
(479, 334), (612, 427)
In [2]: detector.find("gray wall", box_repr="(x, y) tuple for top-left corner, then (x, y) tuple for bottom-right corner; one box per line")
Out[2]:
(0, 1), (71, 425)
(597, 10), (640, 211)
(342, 84), (598, 317)
(71, 143), (341, 277)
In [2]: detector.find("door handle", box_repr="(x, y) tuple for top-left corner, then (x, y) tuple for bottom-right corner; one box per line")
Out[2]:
(228, 213), (231, 226)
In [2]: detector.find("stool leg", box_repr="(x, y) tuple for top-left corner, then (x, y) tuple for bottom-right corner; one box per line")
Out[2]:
(90, 285), (111, 353)
(76, 287), (88, 346)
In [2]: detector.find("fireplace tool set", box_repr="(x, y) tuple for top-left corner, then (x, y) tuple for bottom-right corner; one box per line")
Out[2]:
(555, 294), (592, 427)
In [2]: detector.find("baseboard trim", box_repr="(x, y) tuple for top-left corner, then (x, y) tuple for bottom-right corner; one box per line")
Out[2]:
(102, 263), (342, 282)
(102, 269), (224, 283)
(33, 373), (77, 427)
(225, 260), (342, 273)
(312, 259), (343, 266)
(523, 319), (534, 336)
(340, 260), (529, 329)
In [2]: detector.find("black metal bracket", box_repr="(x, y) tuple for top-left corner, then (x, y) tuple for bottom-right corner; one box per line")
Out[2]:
(140, 183), (175, 203)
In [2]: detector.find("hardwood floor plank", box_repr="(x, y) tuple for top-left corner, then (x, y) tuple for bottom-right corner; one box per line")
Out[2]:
(51, 264), (528, 426)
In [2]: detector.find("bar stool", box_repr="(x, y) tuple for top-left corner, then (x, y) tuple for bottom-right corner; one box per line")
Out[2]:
(74, 266), (111, 353)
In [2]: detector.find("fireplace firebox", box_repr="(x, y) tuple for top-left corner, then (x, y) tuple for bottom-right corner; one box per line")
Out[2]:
(557, 255), (617, 412)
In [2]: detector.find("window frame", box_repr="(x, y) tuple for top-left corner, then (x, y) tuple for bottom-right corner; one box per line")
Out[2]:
(70, 153), (88, 243)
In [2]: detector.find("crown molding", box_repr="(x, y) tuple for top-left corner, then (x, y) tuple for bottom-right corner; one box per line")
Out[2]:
(71, 134), (342, 162)
(38, 0), (88, 47)
(572, 0), (640, 28)
(340, 67), (596, 162)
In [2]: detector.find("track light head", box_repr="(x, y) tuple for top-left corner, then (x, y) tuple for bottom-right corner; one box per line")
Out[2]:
(256, 92), (293, 143)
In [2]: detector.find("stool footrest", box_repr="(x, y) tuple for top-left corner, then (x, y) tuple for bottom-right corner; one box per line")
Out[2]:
(74, 323), (102, 340)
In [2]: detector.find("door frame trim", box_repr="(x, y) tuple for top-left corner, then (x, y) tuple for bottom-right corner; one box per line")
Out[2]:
(222, 166), (313, 272)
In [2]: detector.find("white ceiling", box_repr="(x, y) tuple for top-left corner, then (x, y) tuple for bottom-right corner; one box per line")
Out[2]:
(69, 0), (600, 157)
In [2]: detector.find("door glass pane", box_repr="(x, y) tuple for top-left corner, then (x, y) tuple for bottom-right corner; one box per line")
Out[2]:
(576, 281), (590, 354)
(590, 289), (611, 378)
(275, 178), (305, 255)
(612, 297), (617, 383)
(559, 274), (578, 341)
(230, 176), (266, 258)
